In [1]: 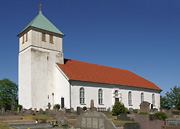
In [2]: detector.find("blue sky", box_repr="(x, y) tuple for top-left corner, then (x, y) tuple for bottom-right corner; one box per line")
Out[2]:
(0, 0), (180, 95)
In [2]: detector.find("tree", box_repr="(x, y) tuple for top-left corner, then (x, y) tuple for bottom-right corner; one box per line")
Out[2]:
(160, 95), (171, 109)
(165, 86), (180, 110)
(0, 78), (18, 110)
(112, 101), (127, 116)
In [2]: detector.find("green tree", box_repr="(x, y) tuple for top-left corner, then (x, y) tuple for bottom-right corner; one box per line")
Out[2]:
(166, 86), (180, 110)
(0, 78), (18, 110)
(160, 95), (171, 109)
(112, 101), (126, 116)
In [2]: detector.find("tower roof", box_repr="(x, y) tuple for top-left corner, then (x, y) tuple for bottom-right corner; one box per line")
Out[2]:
(18, 10), (64, 36)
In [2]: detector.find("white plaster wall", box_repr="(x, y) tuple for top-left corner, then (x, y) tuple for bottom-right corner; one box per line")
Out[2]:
(53, 65), (70, 109)
(19, 29), (63, 52)
(71, 81), (161, 111)
(18, 48), (32, 108)
(30, 47), (63, 110)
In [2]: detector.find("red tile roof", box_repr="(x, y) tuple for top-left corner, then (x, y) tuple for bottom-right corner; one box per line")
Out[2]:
(57, 59), (162, 91)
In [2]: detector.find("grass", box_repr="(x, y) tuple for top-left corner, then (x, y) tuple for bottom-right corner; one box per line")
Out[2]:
(106, 114), (135, 126)
(0, 115), (55, 123)
(33, 115), (54, 122)
(0, 123), (15, 129)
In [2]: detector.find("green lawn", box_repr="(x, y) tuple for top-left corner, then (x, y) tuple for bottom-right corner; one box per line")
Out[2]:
(0, 123), (15, 129)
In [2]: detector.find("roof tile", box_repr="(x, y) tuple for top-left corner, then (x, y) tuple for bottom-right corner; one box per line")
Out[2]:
(57, 59), (162, 91)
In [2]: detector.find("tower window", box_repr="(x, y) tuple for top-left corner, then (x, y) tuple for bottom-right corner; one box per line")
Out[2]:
(42, 33), (46, 41)
(22, 35), (24, 44)
(26, 32), (28, 41)
(50, 35), (53, 43)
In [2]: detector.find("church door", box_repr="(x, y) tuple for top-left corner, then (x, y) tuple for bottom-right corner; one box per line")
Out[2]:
(61, 97), (64, 109)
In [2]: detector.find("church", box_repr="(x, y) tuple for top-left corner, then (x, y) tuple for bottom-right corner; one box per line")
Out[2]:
(18, 7), (162, 111)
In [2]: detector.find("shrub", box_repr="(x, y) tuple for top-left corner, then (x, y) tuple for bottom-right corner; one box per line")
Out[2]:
(134, 109), (138, 114)
(53, 104), (60, 110)
(83, 106), (87, 111)
(139, 112), (149, 114)
(154, 112), (168, 121)
(15, 104), (23, 111)
(112, 101), (126, 116)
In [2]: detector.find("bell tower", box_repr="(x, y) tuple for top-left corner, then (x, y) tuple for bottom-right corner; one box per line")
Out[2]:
(18, 5), (64, 109)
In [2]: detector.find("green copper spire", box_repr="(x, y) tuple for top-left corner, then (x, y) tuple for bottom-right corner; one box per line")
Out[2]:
(19, 5), (64, 36)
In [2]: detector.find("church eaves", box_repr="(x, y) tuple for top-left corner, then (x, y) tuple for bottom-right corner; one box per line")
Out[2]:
(18, 10), (64, 36)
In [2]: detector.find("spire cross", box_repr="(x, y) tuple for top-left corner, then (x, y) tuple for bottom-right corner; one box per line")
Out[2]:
(39, 4), (42, 11)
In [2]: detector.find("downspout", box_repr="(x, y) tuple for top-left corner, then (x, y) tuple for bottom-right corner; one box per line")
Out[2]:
(69, 81), (71, 108)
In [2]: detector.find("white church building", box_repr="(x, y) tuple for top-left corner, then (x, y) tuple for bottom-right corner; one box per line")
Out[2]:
(18, 8), (162, 111)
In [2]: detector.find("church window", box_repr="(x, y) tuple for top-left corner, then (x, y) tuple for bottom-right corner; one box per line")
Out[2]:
(141, 93), (144, 103)
(115, 90), (118, 97)
(50, 35), (53, 43)
(26, 32), (28, 41)
(22, 35), (24, 44)
(98, 89), (103, 105)
(152, 94), (155, 106)
(80, 87), (85, 104)
(128, 91), (132, 106)
(42, 33), (46, 41)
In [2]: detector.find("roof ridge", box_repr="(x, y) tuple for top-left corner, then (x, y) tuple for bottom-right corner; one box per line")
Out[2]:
(63, 58), (130, 72)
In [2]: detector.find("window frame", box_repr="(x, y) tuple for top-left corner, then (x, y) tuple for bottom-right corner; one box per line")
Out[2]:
(98, 89), (103, 105)
(49, 34), (53, 43)
(128, 91), (132, 106)
(42, 33), (46, 42)
(80, 87), (85, 105)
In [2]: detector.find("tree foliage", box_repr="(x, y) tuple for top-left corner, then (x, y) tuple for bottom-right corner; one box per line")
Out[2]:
(0, 78), (18, 110)
(112, 101), (126, 116)
(154, 112), (168, 121)
(161, 86), (180, 110)
(166, 86), (180, 110)
(160, 96), (171, 109)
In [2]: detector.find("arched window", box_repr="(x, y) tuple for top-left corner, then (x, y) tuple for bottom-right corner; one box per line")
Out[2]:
(141, 93), (144, 103)
(152, 94), (155, 106)
(128, 91), (132, 106)
(98, 89), (103, 104)
(115, 90), (118, 97)
(80, 87), (85, 104)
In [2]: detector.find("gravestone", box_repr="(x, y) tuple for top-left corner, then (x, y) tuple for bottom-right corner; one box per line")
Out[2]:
(11, 98), (15, 114)
(75, 99), (116, 129)
(1, 107), (5, 114)
(124, 123), (141, 129)
(139, 101), (150, 113)
(129, 108), (134, 114)
(172, 110), (180, 115)
(77, 107), (84, 115)
(117, 114), (131, 121)
(74, 111), (117, 129)
(166, 118), (180, 127)
(66, 109), (71, 113)
(55, 111), (68, 125)
(17, 107), (20, 113)
(1, 102), (4, 114)
(39, 108), (43, 114)
(141, 120), (164, 129)
(90, 99), (97, 111)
